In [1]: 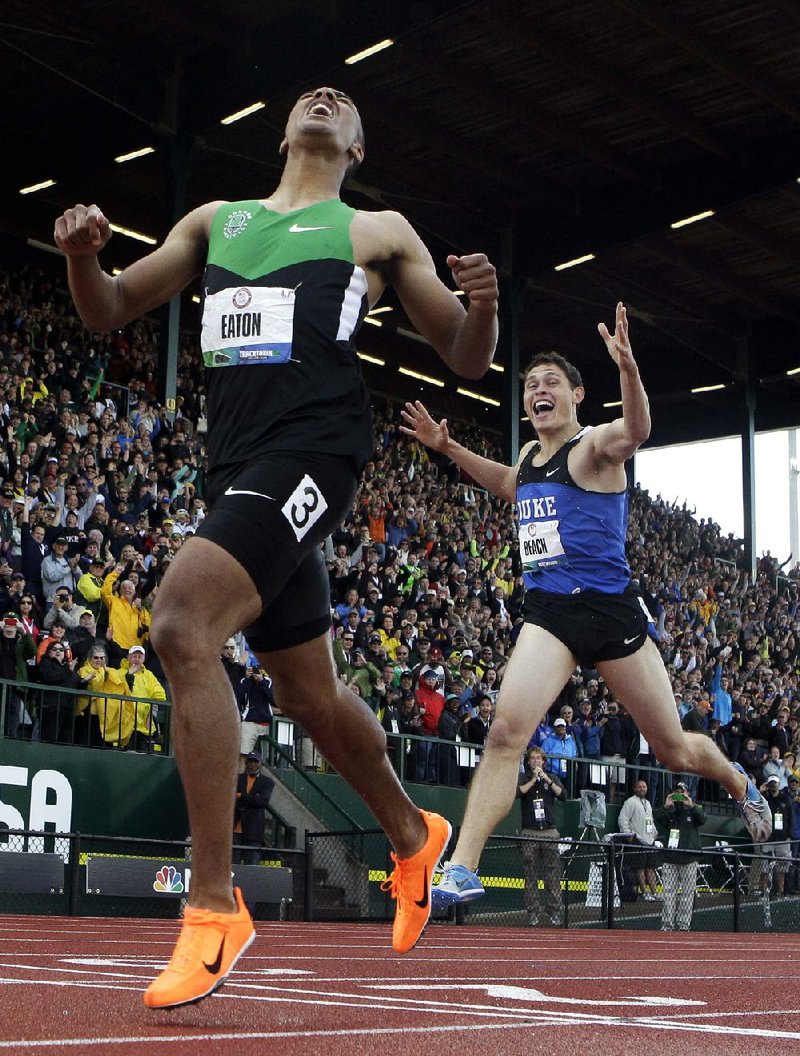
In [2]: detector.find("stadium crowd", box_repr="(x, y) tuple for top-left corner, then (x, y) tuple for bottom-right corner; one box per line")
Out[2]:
(1, 259), (799, 817)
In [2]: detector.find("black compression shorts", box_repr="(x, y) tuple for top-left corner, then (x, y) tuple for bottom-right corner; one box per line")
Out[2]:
(522, 583), (653, 666)
(195, 451), (359, 651)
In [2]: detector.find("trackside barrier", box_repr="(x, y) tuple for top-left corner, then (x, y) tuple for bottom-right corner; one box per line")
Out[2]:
(0, 829), (298, 921)
(304, 829), (800, 933)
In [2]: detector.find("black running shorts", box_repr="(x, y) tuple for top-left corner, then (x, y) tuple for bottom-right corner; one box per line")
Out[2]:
(522, 583), (653, 666)
(195, 451), (359, 651)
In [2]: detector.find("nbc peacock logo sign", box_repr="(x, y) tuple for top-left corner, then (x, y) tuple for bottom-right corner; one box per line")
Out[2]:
(153, 865), (187, 893)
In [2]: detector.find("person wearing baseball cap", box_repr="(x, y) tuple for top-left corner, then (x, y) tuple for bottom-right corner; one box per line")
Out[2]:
(753, 774), (794, 899)
(76, 554), (107, 620)
(40, 535), (78, 604)
(234, 752), (275, 867)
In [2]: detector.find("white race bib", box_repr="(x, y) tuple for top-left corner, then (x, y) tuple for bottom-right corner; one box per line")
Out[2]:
(519, 519), (566, 572)
(202, 285), (297, 366)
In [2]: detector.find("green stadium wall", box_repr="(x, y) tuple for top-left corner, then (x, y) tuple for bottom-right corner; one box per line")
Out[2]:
(1, 741), (747, 848)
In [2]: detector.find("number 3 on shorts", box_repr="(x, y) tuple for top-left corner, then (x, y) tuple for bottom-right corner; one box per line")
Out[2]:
(281, 474), (328, 542)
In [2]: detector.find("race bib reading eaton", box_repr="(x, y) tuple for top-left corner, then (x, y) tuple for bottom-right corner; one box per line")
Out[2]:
(201, 285), (297, 367)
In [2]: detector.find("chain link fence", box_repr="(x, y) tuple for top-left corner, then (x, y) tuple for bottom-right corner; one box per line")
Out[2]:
(303, 829), (800, 933)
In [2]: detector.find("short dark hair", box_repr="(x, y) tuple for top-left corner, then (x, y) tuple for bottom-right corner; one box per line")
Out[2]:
(524, 351), (583, 389)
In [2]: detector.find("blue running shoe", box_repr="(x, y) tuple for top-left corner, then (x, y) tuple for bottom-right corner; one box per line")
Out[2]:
(431, 861), (485, 907)
(732, 762), (772, 842)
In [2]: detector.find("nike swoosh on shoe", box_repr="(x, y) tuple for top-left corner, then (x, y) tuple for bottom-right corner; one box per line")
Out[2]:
(203, 937), (225, 975)
(415, 865), (429, 909)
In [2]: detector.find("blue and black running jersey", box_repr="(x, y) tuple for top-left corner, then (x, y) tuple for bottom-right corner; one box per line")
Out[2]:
(516, 428), (631, 595)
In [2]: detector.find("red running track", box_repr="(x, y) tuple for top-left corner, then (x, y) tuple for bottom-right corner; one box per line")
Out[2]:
(0, 916), (798, 1055)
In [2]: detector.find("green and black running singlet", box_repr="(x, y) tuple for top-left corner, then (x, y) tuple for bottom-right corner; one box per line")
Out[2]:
(201, 198), (374, 471)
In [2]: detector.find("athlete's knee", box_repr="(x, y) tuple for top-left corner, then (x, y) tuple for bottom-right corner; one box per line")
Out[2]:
(485, 714), (531, 756)
(655, 737), (692, 773)
(151, 606), (209, 667)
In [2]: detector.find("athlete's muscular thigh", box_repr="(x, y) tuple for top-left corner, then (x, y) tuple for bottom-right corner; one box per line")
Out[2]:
(152, 536), (261, 652)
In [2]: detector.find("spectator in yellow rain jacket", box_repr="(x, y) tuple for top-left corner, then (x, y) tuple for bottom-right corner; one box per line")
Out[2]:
(100, 566), (151, 662)
(82, 644), (166, 750)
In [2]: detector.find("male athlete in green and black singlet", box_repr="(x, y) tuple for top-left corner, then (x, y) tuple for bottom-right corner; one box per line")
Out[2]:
(55, 86), (499, 1008)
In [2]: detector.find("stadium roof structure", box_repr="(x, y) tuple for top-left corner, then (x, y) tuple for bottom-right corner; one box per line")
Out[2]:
(2, 0), (800, 451)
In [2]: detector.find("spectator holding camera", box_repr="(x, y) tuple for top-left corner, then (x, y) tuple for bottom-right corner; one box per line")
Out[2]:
(0, 612), (36, 738)
(655, 781), (706, 931)
(518, 747), (564, 926)
(100, 564), (151, 661)
(43, 586), (85, 631)
(753, 775), (794, 898)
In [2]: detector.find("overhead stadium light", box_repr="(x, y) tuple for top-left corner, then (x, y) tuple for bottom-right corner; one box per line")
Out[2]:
(691, 383), (726, 394)
(26, 238), (63, 257)
(489, 363), (504, 373)
(603, 400), (623, 408)
(398, 367), (444, 387)
(345, 39), (394, 64)
(671, 210), (715, 229)
(357, 352), (385, 366)
(220, 101), (266, 125)
(457, 387), (501, 407)
(108, 223), (157, 245)
(367, 306), (393, 315)
(363, 316), (383, 327)
(115, 147), (155, 163)
(19, 179), (56, 195)
(554, 253), (595, 271)
(786, 367), (800, 376)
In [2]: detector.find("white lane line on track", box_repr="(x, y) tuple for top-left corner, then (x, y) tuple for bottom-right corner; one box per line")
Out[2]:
(2, 974), (798, 1041)
(3, 1005), (800, 1048)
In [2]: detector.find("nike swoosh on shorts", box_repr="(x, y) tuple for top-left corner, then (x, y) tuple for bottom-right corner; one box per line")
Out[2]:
(224, 487), (274, 501)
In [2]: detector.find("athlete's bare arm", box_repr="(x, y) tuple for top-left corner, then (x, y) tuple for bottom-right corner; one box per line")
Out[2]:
(54, 202), (222, 331)
(575, 301), (651, 474)
(399, 401), (529, 504)
(373, 211), (498, 380)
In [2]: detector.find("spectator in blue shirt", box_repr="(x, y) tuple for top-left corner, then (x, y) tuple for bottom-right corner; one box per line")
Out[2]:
(541, 718), (579, 780)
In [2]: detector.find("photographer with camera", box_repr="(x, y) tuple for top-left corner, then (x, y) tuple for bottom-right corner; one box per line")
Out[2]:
(655, 780), (706, 931)
(518, 747), (564, 926)
(43, 586), (85, 632)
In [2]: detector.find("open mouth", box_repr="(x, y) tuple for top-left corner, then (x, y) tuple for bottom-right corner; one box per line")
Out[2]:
(307, 101), (335, 119)
(532, 399), (554, 416)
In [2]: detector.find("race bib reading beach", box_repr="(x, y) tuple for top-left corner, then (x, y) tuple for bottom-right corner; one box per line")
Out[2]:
(519, 518), (566, 572)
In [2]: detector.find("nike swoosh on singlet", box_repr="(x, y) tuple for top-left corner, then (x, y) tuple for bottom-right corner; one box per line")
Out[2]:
(288, 224), (332, 233)
(623, 635), (641, 645)
(203, 937), (225, 974)
(224, 487), (274, 501)
(415, 865), (429, 909)
(545, 469), (558, 477)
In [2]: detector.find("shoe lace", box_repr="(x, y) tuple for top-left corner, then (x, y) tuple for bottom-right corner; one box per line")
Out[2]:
(167, 914), (214, 974)
(380, 852), (403, 901)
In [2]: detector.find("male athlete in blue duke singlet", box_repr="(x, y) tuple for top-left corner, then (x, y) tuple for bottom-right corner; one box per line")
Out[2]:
(55, 85), (499, 1008)
(400, 303), (771, 906)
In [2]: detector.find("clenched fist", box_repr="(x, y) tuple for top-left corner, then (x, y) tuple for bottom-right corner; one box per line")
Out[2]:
(54, 204), (112, 257)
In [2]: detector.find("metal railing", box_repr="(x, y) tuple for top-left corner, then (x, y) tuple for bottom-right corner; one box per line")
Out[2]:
(0, 676), (170, 753)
